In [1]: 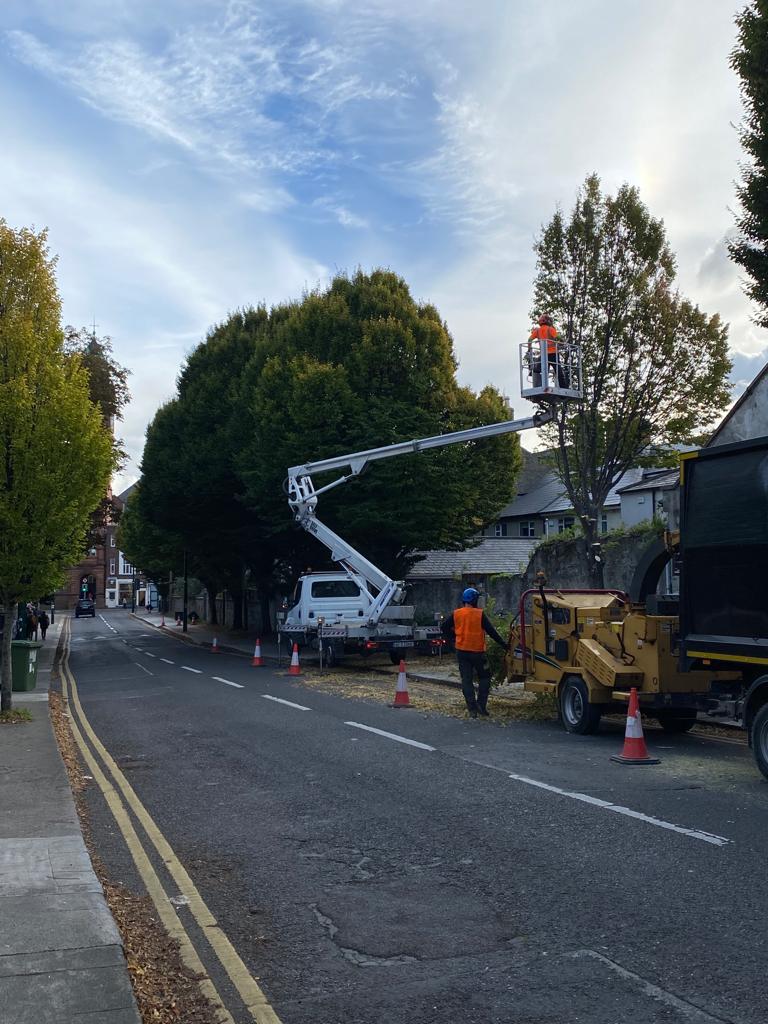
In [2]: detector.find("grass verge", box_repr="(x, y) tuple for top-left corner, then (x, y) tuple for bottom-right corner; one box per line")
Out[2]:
(0, 707), (33, 723)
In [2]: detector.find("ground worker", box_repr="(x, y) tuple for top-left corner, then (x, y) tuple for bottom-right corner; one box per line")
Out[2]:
(529, 314), (567, 388)
(441, 587), (507, 718)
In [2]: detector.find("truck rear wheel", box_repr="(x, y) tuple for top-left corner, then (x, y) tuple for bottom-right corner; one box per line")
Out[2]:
(657, 711), (697, 734)
(322, 642), (340, 668)
(751, 703), (768, 781)
(559, 675), (602, 735)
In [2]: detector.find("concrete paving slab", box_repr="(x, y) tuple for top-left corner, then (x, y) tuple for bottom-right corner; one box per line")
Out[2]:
(0, 960), (138, 1024)
(0, 891), (122, 956)
(0, 942), (126, 978)
(0, 836), (102, 896)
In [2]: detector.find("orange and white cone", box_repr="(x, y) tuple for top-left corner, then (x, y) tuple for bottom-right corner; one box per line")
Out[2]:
(212, 636), (220, 653)
(252, 639), (264, 667)
(611, 687), (660, 765)
(390, 660), (413, 708)
(289, 642), (302, 676)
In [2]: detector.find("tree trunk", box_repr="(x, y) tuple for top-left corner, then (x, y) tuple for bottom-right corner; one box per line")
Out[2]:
(583, 527), (605, 589)
(258, 583), (273, 637)
(1, 599), (15, 713)
(231, 581), (243, 631)
(206, 585), (218, 626)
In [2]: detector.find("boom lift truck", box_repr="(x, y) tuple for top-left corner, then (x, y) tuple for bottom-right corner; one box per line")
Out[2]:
(279, 338), (582, 665)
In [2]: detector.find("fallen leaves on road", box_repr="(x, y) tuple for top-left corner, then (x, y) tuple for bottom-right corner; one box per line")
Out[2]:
(294, 667), (559, 723)
(49, 689), (223, 1024)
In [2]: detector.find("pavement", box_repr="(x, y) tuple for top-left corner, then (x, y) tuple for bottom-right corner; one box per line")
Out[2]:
(0, 616), (141, 1024)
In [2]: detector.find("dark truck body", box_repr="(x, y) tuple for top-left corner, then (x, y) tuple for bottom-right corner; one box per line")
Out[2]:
(679, 435), (768, 669)
(678, 435), (768, 776)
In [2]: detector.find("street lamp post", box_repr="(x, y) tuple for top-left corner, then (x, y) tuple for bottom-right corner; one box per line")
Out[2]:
(182, 550), (188, 633)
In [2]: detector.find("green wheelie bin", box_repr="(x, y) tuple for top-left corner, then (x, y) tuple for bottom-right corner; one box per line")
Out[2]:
(11, 640), (43, 692)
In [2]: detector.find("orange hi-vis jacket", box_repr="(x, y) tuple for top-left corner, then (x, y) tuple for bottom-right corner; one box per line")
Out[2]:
(453, 606), (486, 652)
(530, 323), (558, 355)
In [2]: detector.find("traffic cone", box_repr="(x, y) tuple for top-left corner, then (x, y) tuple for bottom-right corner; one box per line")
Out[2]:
(289, 643), (301, 676)
(390, 660), (413, 708)
(212, 636), (220, 653)
(252, 639), (264, 667)
(611, 688), (660, 765)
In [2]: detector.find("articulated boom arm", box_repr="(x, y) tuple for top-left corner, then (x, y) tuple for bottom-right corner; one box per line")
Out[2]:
(286, 408), (554, 627)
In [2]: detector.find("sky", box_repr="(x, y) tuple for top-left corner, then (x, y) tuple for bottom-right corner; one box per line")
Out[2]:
(1, 0), (766, 491)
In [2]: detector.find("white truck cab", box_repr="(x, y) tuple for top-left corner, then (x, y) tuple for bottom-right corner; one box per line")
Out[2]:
(284, 572), (371, 627)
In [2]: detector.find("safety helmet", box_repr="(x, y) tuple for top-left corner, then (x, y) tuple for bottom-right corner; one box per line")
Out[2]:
(538, 314), (553, 326)
(462, 587), (480, 604)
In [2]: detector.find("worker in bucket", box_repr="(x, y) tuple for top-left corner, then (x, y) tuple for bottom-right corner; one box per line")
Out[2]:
(441, 587), (507, 718)
(529, 313), (567, 388)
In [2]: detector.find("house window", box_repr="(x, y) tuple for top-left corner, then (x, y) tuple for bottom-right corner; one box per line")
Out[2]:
(109, 560), (116, 575)
(600, 514), (609, 534)
(110, 535), (116, 547)
(493, 522), (508, 537)
(519, 521), (536, 538)
(123, 561), (133, 575)
(557, 517), (575, 533)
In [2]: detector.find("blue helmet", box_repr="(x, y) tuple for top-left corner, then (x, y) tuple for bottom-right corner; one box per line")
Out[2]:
(462, 587), (480, 604)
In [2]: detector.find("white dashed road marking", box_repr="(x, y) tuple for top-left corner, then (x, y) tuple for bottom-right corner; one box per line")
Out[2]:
(344, 722), (436, 752)
(160, 658), (174, 665)
(182, 666), (202, 674)
(214, 677), (244, 689)
(134, 662), (154, 676)
(144, 652), (156, 658)
(99, 614), (117, 633)
(262, 695), (311, 711)
(505, 772), (732, 847)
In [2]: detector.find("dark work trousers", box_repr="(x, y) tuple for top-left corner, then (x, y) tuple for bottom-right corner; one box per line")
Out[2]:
(456, 650), (491, 712)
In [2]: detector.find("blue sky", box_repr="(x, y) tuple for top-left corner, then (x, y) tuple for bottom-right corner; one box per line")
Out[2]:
(1, 0), (765, 488)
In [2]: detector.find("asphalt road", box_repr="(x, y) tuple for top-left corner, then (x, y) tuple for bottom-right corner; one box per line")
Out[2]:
(64, 609), (768, 1024)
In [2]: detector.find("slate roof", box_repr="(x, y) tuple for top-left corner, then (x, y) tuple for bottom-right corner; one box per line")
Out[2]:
(407, 538), (537, 579)
(616, 469), (679, 494)
(497, 465), (655, 518)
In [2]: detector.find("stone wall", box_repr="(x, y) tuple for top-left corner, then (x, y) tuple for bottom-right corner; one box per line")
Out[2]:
(408, 529), (664, 622)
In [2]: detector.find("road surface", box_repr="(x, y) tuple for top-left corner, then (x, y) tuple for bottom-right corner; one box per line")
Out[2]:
(62, 609), (768, 1024)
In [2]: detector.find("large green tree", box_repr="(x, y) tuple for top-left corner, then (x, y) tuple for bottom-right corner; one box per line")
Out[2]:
(138, 311), (267, 626)
(0, 223), (114, 710)
(238, 269), (522, 579)
(533, 176), (731, 584)
(117, 485), (183, 611)
(64, 325), (131, 546)
(730, 1), (768, 327)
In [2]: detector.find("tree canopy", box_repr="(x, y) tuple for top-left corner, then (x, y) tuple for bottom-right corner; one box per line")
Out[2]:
(730, 0), (768, 327)
(533, 175), (732, 582)
(238, 270), (521, 579)
(135, 270), (522, 622)
(0, 222), (114, 709)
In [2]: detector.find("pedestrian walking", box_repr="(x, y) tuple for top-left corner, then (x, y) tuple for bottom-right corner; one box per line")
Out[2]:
(26, 610), (39, 641)
(38, 610), (49, 640)
(121, 597), (127, 610)
(441, 587), (507, 718)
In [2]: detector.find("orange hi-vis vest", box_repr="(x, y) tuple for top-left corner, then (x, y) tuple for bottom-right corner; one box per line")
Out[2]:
(454, 606), (486, 652)
(530, 324), (558, 355)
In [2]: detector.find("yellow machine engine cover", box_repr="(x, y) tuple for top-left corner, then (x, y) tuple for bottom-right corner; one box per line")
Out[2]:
(575, 638), (644, 689)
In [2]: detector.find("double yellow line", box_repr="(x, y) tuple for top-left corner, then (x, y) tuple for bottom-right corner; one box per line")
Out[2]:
(59, 618), (282, 1024)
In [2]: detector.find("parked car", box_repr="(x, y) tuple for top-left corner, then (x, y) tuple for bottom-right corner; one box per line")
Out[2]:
(75, 599), (96, 618)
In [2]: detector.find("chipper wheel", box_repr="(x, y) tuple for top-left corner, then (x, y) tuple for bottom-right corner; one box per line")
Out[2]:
(656, 710), (698, 734)
(751, 703), (768, 782)
(559, 675), (602, 735)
